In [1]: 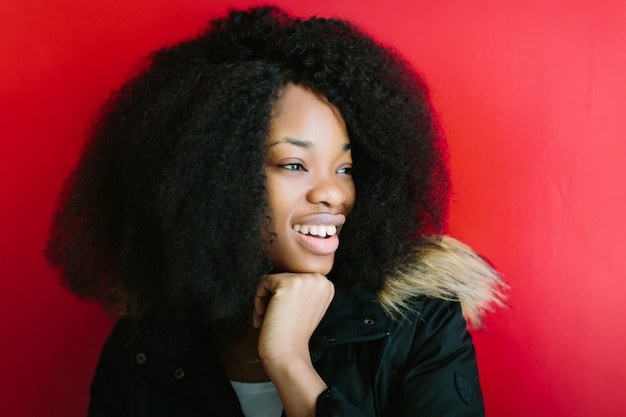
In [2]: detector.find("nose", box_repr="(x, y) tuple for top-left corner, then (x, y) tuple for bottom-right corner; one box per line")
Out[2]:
(307, 175), (350, 208)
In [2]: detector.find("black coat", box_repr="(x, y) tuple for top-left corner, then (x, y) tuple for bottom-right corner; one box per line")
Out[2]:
(87, 290), (484, 416)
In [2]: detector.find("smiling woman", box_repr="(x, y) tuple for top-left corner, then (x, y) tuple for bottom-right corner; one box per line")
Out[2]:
(265, 84), (355, 275)
(44, 6), (504, 417)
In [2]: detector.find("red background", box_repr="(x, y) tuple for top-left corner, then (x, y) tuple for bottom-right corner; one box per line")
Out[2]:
(2, 0), (625, 415)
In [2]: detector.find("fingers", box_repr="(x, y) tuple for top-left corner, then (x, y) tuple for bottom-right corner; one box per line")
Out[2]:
(251, 273), (334, 329)
(252, 277), (271, 328)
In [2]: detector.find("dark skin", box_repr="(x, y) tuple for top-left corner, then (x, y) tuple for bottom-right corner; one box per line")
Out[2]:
(217, 327), (266, 382)
(215, 84), (354, 417)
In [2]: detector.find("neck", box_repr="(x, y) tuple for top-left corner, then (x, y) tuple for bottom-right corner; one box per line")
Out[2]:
(216, 326), (270, 383)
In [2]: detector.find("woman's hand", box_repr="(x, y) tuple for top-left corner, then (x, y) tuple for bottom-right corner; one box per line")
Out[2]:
(253, 272), (334, 416)
(253, 272), (334, 362)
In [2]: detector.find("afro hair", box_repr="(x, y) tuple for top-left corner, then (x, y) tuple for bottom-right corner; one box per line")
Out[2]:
(45, 6), (450, 345)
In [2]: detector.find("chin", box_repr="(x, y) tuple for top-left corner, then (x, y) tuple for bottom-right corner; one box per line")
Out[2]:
(274, 256), (335, 275)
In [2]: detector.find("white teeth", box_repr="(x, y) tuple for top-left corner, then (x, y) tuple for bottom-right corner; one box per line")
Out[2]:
(292, 224), (338, 237)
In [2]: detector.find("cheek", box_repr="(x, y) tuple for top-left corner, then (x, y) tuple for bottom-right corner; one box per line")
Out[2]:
(267, 181), (298, 225)
(265, 177), (284, 211)
(345, 181), (356, 214)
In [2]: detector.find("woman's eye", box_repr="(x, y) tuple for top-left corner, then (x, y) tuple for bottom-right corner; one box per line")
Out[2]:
(280, 163), (306, 171)
(337, 166), (353, 175)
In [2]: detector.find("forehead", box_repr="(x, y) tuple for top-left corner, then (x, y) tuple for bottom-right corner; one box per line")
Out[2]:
(268, 83), (349, 148)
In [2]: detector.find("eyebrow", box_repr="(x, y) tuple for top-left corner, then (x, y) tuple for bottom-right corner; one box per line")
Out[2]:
(269, 137), (351, 152)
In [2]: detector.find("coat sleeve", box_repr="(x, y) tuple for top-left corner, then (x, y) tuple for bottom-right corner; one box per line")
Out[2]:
(390, 299), (485, 416)
(315, 387), (368, 416)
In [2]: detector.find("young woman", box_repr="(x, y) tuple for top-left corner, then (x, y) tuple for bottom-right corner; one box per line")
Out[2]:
(45, 6), (504, 417)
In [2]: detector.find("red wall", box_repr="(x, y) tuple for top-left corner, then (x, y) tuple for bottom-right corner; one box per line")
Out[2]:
(2, 1), (625, 415)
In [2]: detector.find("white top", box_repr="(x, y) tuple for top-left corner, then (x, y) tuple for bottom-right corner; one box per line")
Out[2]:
(229, 380), (284, 417)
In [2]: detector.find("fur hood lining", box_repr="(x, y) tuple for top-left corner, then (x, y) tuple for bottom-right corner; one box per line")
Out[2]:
(377, 235), (507, 328)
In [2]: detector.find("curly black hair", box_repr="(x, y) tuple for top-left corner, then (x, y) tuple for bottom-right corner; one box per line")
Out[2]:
(45, 6), (449, 346)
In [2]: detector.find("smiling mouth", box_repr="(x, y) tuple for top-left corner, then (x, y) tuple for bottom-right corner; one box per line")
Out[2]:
(292, 224), (340, 256)
(292, 224), (337, 238)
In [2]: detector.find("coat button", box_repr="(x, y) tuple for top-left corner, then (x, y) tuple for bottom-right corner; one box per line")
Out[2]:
(363, 318), (375, 325)
(174, 368), (185, 379)
(136, 353), (147, 365)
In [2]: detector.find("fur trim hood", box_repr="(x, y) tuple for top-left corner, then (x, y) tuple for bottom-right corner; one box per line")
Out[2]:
(377, 235), (506, 328)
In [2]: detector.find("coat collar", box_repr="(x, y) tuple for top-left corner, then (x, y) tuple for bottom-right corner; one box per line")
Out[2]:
(309, 289), (390, 360)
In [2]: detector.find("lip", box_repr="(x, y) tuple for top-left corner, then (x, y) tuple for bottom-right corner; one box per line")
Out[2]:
(294, 231), (340, 255)
(291, 213), (346, 256)
(292, 213), (346, 227)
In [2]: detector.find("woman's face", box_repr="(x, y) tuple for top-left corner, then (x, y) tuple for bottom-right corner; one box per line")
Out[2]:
(264, 83), (355, 275)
